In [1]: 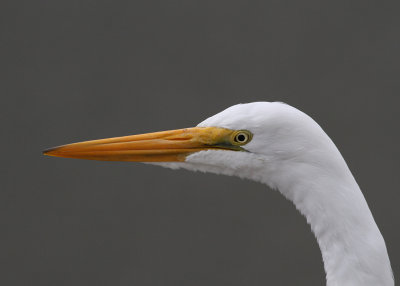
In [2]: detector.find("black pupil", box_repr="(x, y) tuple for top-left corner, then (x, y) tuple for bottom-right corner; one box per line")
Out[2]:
(237, 134), (246, 142)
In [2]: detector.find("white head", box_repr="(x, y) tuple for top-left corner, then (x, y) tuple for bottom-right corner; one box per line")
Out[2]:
(158, 102), (349, 191)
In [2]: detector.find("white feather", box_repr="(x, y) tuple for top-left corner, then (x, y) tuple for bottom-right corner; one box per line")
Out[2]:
(153, 102), (393, 286)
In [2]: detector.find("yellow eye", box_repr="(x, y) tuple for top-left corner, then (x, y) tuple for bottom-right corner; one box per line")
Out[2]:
(232, 130), (252, 145)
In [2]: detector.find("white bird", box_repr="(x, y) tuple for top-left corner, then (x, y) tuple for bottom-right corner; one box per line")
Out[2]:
(44, 102), (394, 286)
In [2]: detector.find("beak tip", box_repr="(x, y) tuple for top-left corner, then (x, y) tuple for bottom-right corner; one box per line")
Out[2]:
(42, 147), (56, 156)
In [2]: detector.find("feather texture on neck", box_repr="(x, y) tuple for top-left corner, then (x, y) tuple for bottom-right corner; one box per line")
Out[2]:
(154, 102), (394, 285)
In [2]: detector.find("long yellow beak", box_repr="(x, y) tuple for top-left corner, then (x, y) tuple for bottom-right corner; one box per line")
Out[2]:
(43, 127), (241, 162)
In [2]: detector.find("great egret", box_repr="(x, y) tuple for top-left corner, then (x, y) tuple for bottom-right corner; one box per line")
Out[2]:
(44, 102), (394, 286)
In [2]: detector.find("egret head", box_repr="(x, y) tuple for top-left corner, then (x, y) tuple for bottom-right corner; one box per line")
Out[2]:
(43, 102), (329, 183)
(167, 102), (331, 182)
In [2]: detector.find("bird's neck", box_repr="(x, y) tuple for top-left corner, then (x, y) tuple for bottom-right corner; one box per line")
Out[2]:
(262, 153), (393, 286)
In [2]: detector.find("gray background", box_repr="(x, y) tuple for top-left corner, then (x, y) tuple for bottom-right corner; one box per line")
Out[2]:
(1, 0), (399, 285)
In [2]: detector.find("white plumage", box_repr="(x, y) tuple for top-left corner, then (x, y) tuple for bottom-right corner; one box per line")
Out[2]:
(44, 102), (394, 286)
(156, 102), (394, 286)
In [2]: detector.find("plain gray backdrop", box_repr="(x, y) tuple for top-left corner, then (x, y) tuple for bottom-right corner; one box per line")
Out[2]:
(1, 0), (399, 285)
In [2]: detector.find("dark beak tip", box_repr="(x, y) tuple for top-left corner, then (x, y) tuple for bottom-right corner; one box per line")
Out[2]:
(42, 147), (57, 155)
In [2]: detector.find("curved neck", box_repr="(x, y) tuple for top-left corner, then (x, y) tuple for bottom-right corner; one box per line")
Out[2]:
(181, 139), (394, 285)
(263, 157), (394, 286)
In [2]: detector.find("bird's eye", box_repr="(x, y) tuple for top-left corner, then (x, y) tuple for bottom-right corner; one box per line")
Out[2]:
(232, 130), (252, 145)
